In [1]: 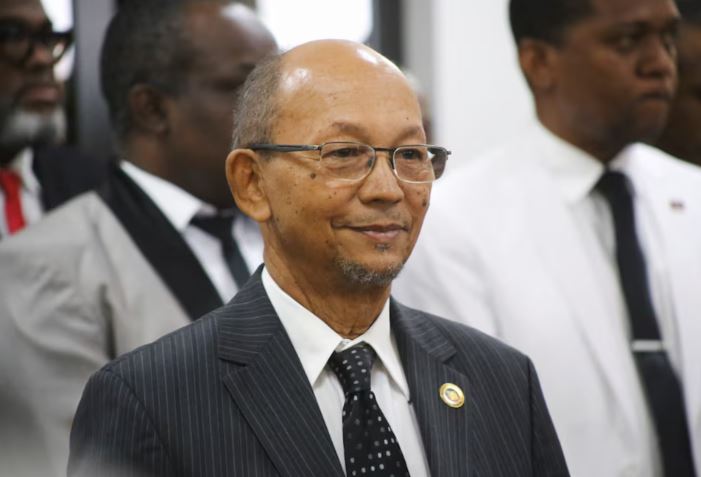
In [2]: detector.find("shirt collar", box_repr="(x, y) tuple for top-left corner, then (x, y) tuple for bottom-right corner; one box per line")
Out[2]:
(530, 122), (605, 203)
(530, 122), (641, 202)
(262, 267), (411, 399)
(120, 161), (216, 231)
(6, 148), (41, 195)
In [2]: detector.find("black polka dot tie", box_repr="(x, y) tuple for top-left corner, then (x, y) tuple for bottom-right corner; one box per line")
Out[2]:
(329, 343), (410, 477)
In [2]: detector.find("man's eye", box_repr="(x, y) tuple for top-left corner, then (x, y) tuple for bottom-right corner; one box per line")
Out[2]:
(0, 25), (27, 42)
(398, 148), (426, 161)
(328, 147), (363, 158)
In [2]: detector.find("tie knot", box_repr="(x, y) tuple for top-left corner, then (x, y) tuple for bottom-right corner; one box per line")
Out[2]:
(191, 213), (235, 243)
(329, 343), (375, 394)
(596, 170), (632, 202)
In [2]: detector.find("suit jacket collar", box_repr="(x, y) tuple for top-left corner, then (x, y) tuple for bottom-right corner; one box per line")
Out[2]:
(32, 145), (108, 210)
(97, 165), (223, 320)
(217, 270), (469, 477)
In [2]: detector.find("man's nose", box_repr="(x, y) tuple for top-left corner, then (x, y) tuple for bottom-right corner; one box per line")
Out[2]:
(639, 34), (677, 80)
(357, 152), (405, 204)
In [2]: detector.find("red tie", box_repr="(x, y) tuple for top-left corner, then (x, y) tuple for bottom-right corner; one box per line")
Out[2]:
(0, 169), (27, 235)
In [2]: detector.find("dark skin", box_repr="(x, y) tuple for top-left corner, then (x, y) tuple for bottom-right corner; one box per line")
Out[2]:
(519, 0), (679, 163)
(656, 23), (701, 166)
(226, 41), (430, 338)
(124, 3), (276, 209)
(0, 0), (63, 166)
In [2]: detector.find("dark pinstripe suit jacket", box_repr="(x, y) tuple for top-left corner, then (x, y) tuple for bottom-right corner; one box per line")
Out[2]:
(68, 271), (569, 477)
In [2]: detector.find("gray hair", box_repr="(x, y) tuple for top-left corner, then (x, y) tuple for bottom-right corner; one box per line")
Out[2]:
(231, 52), (284, 149)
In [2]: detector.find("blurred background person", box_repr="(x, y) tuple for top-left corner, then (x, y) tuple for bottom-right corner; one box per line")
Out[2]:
(0, 0), (105, 240)
(656, 0), (701, 167)
(395, 0), (701, 475)
(0, 1), (275, 475)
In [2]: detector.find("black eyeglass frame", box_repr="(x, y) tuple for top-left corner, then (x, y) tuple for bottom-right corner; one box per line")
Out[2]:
(248, 142), (451, 184)
(0, 21), (73, 66)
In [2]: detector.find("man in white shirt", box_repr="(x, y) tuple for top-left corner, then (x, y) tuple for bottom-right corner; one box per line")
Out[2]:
(68, 39), (569, 477)
(0, 0), (105, 239)
(0, 1), (275, 476)
(395, 0), (701, 476)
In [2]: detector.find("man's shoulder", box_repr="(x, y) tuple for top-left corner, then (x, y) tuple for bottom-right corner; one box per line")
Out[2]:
(628, 143), (701, 186)
(0, 191), (105, 254)
(393, 301), (527, 363)
(102, 308), (223, 385)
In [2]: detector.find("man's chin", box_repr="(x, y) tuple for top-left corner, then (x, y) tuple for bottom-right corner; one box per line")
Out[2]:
(0, 108), (66, 151)
(334, 256), (404, 289)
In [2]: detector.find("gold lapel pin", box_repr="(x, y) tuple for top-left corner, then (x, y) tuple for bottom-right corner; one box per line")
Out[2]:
(439, 383), (465, 409)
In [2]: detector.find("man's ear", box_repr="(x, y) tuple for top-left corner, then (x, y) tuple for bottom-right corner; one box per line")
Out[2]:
(226, 149), (271, 223)
(518, 39), (558, 93)
(127, 84), (170, 136)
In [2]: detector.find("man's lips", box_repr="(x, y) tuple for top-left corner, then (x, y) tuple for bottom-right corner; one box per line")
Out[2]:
(639, 89), (674, 102)
(19, 83), (61, 105)
(343, 223), (408, 242)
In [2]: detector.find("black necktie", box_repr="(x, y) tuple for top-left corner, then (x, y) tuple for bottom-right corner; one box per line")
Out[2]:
(329, 343), (410, 477)
(190, 213), (251, 289)
(597, 170), (696, 477)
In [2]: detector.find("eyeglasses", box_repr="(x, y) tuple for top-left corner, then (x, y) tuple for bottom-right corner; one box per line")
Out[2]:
(0, 21), (73, 66)
(248, 142), (450, 183)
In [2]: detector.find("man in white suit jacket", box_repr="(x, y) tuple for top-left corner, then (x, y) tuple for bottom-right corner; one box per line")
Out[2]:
(394, 0), (700, 475)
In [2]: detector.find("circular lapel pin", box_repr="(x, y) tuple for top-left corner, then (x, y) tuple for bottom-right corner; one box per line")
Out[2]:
(439, 383), (465, 409)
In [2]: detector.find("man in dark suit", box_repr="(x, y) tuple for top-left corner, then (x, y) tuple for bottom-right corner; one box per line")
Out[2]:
(68, 39), (570, 477)
(0, 0), (105, 239)
(0, 1), (275, 476)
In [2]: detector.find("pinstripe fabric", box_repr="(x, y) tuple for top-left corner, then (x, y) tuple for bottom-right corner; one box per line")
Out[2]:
(69, 269), (569, 476)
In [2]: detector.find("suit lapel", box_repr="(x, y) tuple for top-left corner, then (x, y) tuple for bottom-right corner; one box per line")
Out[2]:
(635, 167), (701, 456)
(97, 165), (223, 320)
(217, 273), (344, 477)
(391, 301), (470, 477)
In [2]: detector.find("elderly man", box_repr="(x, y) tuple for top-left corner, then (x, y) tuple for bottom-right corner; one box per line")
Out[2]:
(395, 0), (701, 475)
(0, 1), (275, 476)
(68, 40), (569, 477)
(0, 0), (105, 238)
(656, 0), (701, 167)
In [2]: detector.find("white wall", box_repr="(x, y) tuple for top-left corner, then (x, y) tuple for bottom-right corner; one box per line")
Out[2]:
(405, 0), (535, 169)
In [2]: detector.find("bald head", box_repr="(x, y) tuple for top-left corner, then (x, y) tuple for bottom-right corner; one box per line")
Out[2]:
(233, 40), (420, 149)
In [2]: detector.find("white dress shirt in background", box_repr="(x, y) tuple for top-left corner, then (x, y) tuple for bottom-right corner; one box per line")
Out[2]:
(122, 161), (263, 302)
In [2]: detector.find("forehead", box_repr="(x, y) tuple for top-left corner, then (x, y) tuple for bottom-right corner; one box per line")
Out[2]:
(274, 55), (423, 143)
(0, 0), (48, 25)
(586, 0), (678, 25)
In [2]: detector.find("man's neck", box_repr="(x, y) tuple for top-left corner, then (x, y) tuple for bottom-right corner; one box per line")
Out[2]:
(265, 255), (390, 340)
(537, 110), (624, 164)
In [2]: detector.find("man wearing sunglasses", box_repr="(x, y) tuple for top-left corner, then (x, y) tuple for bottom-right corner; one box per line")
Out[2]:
(0, 0), (104, 239)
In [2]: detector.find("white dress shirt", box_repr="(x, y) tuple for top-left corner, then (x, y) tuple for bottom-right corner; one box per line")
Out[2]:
(0, 148), (43, 237)
(122, 161), (263, 302)
(531, 125), (678, 366)
(262, 268), (431, 476)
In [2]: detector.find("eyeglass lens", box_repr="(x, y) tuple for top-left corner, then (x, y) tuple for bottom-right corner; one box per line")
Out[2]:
(319, 142), (446, 182)
(0, 22), (71, 65)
